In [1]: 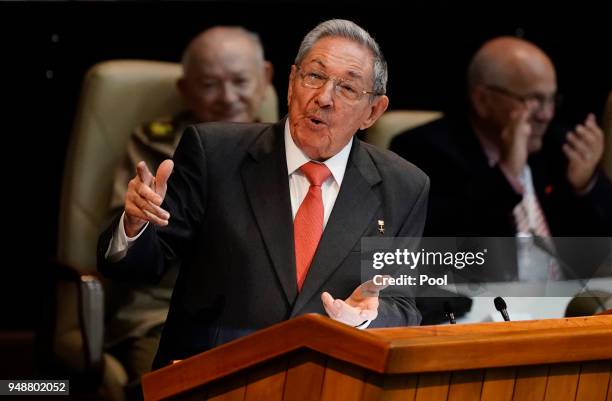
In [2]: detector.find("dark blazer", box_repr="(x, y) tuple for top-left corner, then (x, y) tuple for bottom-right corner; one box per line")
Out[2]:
(390, 116), (612, 281)
(98, 118), (429, 368)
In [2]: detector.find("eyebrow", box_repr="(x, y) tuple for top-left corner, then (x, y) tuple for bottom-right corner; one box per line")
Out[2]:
(307, 58), (366, 81)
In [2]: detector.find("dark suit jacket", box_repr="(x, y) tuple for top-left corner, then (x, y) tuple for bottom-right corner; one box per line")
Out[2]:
(390, 116), (612, 281)
(98, 119), (429, 368)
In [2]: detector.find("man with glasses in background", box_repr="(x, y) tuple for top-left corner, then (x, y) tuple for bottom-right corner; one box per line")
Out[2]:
(99, 19), (428, 369)
(391, 36), (612, 284)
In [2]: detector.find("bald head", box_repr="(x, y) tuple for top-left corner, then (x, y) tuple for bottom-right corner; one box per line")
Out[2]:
(178, 26), (272, 123)
(468, 37), (558, 153)
(468, 36), (556, 91)
(182, 27), (265, 72)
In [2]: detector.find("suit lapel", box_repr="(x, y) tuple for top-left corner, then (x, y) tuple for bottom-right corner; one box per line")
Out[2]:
(241, 119), (298, 306)
(291, 140), (382, 316)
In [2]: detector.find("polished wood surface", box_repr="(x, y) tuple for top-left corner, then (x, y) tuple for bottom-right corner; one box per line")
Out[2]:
(142, 314), (612, 401)
(543, 363), (580, 401)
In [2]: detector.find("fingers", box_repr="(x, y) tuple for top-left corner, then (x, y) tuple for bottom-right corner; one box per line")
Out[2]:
(136, 161), (154, 187)
(562, 143), (583, 163)
(566, 130), (593, 162)
(359, 278), (389, 297)
(321, 290), (379, 326)
(506, 107), (531, 135)
(124, 202), (169, 227)
(500, 108), (531, 177)
(124, 160), (172, 227)
(321, 292), (341, 318)
(565, 116), (604, 163)
(154, 160), (175, 196)
(125, 183), (170, 226)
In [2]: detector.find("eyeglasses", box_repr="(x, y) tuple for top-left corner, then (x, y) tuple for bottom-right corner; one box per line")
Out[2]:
(485, 84), (562, 112)
(296, 65), (379, 102)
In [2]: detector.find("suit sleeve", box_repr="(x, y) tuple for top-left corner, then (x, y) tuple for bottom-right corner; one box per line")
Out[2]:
(369, 174), (430, 327)
(97, 126), (208, 283)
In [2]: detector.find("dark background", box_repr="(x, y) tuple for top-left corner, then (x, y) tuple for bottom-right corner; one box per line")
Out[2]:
(1, 1), (610, 335)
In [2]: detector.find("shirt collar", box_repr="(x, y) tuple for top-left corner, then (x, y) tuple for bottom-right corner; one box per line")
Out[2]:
(284, 119), (353, 185)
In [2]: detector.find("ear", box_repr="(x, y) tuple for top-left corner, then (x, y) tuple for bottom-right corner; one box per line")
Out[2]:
(471, 85), (489, 118)
(359, 95), (389, 130)
(287, 65), (297, 106)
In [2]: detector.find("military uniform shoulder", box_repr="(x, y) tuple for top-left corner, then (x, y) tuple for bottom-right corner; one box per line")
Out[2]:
(136, 112), (195, 143)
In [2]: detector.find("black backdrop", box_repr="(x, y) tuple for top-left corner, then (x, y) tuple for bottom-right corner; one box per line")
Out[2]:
(2, 1), (611, 330)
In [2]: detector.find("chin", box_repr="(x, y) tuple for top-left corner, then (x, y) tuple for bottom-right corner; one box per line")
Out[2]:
(527, 138), (544, 154)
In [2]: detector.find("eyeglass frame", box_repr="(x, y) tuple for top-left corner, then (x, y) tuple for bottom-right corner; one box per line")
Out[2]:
(484, 84), (562, 112)
(295, 65), (381, 102)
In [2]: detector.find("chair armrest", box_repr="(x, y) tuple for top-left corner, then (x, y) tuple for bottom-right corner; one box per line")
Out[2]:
(53, 263), (105, 385)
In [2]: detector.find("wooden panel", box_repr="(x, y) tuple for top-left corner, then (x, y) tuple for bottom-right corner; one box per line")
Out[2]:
(171, 388), (209, 401)
(480, 367), (516, 401)
(607, 370), (612, 401)
(361, 372), (384, 401)
(143, 315), (612, 400)
(283, 351), (326, 401)
(512, 365), (549, 401)
(447, 369), (483, 401)
(414, 372), (450, 401)
(372, 315), (612, 339)
(575, 361), (612, 401)
(543, 363), (580, 401)
(243, 358), (288, 401)
(386, 323), (612, 374)
(206, 375), (247, 401)
(320, 358), (365, 401)
(380, 374), (417, 401)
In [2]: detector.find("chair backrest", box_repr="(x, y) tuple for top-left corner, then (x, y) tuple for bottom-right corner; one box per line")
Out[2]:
(57, 59), (279, 270)
(363, 110), (443, 149)
(602, 91), (612, 180)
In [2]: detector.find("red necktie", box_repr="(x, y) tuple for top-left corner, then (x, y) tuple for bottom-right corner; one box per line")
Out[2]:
(294, 162), (331, 291)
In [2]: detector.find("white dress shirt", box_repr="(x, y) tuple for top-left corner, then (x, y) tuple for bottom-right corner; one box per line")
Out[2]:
(106, 120), (370, 327)
(284, 119), (352, 226)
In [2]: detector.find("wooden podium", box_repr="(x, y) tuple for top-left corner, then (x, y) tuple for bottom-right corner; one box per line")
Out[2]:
(142, 314), (612, 401)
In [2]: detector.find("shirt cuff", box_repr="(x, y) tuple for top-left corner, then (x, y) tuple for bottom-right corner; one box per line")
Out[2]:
(104, 212), (149, 262)
(355, 320), (372, 329)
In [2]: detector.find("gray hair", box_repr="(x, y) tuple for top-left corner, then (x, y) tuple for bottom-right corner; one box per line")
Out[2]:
(294, 19), (387, 96)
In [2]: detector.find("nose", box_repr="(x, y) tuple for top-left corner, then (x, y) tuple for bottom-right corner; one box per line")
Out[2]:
(314, 80), (334, 108)
(220, 82), (240, 104)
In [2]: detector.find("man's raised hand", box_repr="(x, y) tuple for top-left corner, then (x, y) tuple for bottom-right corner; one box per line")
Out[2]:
(124, 159), (174, 237)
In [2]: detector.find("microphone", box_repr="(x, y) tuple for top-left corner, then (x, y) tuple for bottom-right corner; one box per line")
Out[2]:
(494, 296), (511, 321)
(443, 301), (456, 324)
(565, 290), (612, 317)
(529, 231), (607, 312)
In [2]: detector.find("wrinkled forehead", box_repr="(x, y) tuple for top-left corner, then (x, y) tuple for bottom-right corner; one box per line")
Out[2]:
(301, 37), (374, 81)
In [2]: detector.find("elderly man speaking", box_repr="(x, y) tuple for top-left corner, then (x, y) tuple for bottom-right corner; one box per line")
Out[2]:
(99, 19), (429, 369)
